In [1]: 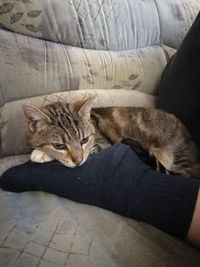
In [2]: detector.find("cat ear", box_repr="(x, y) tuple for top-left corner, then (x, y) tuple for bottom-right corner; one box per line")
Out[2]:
(23, 104), (51, 132)
(74, 95), (97, 117)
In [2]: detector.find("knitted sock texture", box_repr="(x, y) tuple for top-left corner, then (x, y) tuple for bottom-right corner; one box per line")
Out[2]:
(0, 144), (199, 239)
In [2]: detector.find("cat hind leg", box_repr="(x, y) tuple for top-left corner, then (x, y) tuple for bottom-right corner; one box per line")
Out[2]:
(152, 147), (200, 178)
(151, 147), (173, 173)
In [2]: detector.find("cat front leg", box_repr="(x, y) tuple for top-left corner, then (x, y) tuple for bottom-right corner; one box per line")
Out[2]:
(30, 149), (53, 163)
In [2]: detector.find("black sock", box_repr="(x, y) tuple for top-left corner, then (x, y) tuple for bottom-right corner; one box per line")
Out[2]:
(0, 144), (199, 239)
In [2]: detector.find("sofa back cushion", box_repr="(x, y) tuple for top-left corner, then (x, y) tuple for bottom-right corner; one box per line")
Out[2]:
(0, 0), (199, 50)
(0, 29), (169, 107)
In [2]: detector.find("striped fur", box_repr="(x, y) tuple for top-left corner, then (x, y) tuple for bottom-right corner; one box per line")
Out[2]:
(23, 97), (200, 177)
(91, 106), (200, 178)
(23, 98), (110, 168)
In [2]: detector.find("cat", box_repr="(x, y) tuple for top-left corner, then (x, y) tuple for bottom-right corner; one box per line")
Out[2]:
(23, 95), (200, 177)
(23, 96), (111, 168)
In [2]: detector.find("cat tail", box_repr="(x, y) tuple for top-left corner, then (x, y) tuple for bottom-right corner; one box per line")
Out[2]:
(188, 163), (200, 178)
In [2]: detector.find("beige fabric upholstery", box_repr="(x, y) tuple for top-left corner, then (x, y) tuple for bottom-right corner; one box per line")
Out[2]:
(0, 30), (167, 106)
(0, 0), (199, 50)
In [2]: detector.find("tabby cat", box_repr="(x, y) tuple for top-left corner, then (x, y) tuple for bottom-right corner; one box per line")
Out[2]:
(23, 96), (200, 177)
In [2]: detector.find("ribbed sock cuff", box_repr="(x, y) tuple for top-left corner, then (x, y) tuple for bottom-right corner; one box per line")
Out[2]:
(125, 169), (200, 238)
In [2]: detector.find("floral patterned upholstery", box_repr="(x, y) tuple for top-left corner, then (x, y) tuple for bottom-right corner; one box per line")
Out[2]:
(0, 1), (200, 266)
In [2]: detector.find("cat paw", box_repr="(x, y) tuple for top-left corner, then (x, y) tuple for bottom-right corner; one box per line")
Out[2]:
(30, 149), (53, 163)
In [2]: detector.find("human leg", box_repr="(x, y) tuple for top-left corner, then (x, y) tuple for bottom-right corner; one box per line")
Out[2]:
(157, 12), (200, 150)
(0, 144), (199, 242)
(187, 189), (200, 247)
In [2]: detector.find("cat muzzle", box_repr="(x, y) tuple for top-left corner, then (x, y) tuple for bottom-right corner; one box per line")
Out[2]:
(70, 152), (83, 166)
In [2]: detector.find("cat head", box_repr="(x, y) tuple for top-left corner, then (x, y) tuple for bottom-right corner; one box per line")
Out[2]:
(23, 96), (97, 167)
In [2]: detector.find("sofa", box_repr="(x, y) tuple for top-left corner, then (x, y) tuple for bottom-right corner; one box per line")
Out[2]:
(0, 0), (200, 266)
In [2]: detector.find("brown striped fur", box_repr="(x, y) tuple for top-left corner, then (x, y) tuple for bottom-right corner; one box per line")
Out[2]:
(23, 97), (110, 168)
(23, 96), (200, 177)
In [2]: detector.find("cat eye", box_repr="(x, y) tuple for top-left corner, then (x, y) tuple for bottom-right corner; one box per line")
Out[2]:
(81, 136), (89, 145)
(52, 143), (67, 150)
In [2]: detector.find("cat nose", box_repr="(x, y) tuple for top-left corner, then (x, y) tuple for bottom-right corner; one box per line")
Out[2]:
(73, 158), (82, 165)
(71, 153), (83, 166)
